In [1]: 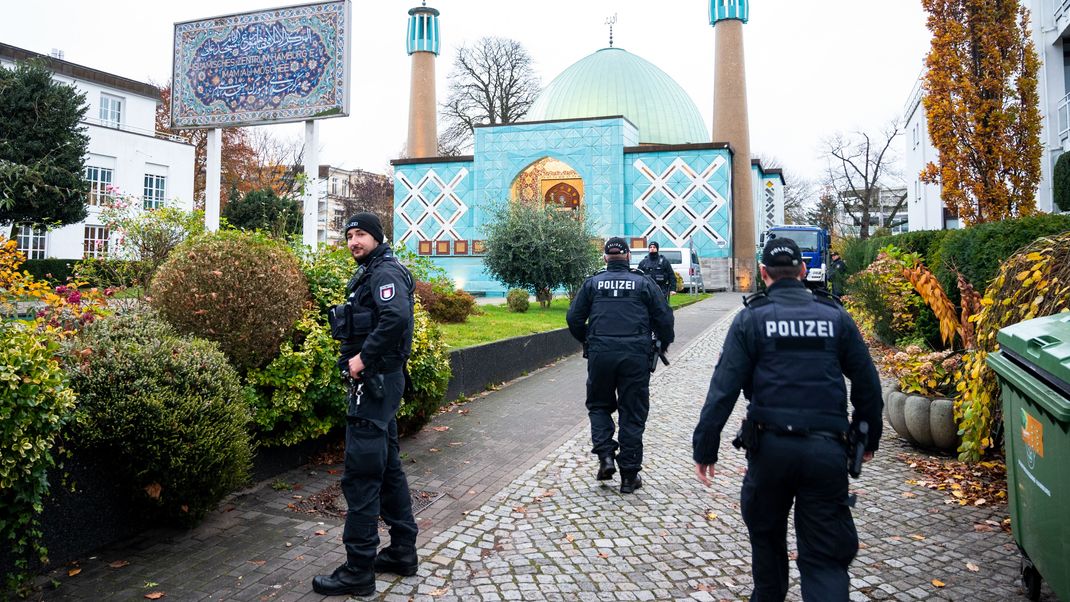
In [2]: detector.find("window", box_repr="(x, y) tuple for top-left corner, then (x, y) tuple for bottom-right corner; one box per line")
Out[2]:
(143, 174), (166, 209)
(99, 94), (122, 127)
(85, 166), (114, 206)
(332, 209), (345, 231)
(16, 225), (46, 259)
(83, 225), (109, 258)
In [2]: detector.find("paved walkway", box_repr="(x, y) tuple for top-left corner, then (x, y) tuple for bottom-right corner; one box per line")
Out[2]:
(41, 295), (1054, 601)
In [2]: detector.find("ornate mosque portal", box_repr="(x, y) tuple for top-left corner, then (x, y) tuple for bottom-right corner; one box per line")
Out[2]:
(510, 157), (583, 211)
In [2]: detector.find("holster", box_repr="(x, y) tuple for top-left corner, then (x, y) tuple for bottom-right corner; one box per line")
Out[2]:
(732, 419), (760, 455)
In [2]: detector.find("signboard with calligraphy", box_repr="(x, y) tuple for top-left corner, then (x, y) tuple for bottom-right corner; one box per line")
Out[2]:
(172, 0), (350, 128)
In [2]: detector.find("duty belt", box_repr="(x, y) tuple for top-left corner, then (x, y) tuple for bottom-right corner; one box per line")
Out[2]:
(759, 423), (846, 443)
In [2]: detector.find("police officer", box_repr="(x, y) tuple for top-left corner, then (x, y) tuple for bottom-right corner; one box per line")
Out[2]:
(313, 213), (419, 597)
(691, 237), (883, 602)
(828, 250), (847, 297)
(638, 241), (675, 299)
(567, 237), (675, 493)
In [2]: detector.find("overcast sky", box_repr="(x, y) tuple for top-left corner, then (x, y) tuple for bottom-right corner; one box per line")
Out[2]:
(3, 0), (932, 181)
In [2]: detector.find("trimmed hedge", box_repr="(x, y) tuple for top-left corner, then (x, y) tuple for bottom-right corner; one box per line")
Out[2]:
(20, 258), (76, 284)
(842, 214), (1070, 295)
(63, 307), (253, 525)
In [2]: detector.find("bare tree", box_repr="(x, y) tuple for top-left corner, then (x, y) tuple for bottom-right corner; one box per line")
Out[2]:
(821, 121), (905, 239)
(757, 155), (819, 225)
(243, 129), (304, 199)
(439, 37), (541, 155)
(339, 170), (394, 241)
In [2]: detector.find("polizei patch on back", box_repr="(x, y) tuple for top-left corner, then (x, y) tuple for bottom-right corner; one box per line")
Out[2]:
(596, 280), (636, 290)
(379, 283), (395, 301)
(764, 320), (835, 338)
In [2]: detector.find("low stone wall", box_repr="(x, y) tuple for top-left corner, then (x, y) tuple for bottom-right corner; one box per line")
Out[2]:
(444, 327), (581, 401)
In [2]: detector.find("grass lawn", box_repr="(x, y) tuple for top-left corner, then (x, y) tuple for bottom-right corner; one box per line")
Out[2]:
(439, 292), (711, 350)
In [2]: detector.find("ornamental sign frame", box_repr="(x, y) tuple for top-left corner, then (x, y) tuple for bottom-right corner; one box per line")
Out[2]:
(171, 0), (351, 129)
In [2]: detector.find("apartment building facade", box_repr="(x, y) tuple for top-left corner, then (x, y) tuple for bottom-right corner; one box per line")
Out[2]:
(1, 43), (194, 260)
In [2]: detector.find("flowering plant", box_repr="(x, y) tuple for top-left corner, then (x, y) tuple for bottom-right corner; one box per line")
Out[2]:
(882, 344), (962, 398)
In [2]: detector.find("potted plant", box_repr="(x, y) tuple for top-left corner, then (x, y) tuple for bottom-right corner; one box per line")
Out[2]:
(881, 345), (962, 452)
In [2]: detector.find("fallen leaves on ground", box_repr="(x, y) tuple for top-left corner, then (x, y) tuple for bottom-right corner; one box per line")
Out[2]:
(597, 552), (609, 559)
(429, 586), (449, 596)
(67, 568), (81, 577)
(565, 534), (575, 543)
(108, 560), (129, 569)
(144, 592), (166, 600)
(966, 562), (980, 572)
(931, 579), (946, 588)
(431, 426), (450, 432)
(313, 530), (327, 536)
(429, 448), (440, 453)
(704, 509), (718, 521)
(899, 452), (1007, 507)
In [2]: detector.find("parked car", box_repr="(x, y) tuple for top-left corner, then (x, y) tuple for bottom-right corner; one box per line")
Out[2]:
(630, 246), (703, 292)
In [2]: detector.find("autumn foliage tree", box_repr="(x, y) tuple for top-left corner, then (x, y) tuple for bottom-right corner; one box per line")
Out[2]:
(920, 0), (1042, 225)
(155, 82), (257, 205)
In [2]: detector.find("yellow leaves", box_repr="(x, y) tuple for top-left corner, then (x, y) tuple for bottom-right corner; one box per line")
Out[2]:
(932, 579), (946, 588)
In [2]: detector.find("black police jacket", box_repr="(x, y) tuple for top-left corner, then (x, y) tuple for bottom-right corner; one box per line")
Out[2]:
(566, 261), (675, 355)
(337, 244), (415, 372)
(692, 278), (883, 465)
(638, 253), (674, 290)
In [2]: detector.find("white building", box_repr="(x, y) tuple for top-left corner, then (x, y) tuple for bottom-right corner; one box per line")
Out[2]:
(1, 43), (195, 260)
(904, 1), (1068, 230)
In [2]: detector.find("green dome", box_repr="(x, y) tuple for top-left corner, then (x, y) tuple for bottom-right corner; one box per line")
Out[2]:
(527, 48), (709, 145)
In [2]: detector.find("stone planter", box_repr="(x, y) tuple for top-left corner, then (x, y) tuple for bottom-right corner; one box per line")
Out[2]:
(882, 382), (960, 452)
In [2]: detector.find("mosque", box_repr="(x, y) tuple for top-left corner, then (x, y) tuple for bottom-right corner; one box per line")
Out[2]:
(391, 0), (783, 295)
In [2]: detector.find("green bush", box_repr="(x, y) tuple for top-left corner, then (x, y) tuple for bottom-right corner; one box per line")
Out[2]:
(932, 214), (1070, 304)
(63, 307), (253, 525)
(0, 323), (76, 595)
(428, 290), (476, 323)
(1054, 152), (1070, 212)
(299, 244), (351, 316)
(398, 301), (451, 433)
(245, 309), (345, 446)
(506, 288), (530, 312)
(74, 257), (151, 288)
(20, 258), (76, 284)
(149, 230), (309, 373)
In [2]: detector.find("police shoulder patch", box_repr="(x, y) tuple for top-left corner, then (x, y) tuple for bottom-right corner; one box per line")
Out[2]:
(379, 283), (395, 301)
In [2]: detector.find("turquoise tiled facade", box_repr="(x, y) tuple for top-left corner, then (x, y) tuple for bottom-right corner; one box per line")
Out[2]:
(393, 117), (734, 295)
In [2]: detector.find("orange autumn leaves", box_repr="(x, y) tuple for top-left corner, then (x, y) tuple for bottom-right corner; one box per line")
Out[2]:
(920, 0), (1042, 225)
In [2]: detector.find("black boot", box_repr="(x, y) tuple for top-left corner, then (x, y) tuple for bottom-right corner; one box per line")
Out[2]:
(374, 546), (419, 576)
(620, 473), (643, 494)
(596, 454), (616, 481)
(312, 563), (375, 597)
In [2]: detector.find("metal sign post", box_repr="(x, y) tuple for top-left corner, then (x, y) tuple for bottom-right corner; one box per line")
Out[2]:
(205, 128), (221, 231)
(302, 120), (320, 247)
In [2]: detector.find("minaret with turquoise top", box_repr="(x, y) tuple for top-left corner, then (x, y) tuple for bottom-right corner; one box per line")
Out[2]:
(710, 0), (756, 292)
(406, 1), (440, 158)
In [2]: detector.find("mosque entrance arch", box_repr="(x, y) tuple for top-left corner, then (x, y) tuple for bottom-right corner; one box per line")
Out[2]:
(509, 156), (583, 211)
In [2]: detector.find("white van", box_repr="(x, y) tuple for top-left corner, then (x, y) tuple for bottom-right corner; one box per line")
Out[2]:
(630, 247), (704, 292)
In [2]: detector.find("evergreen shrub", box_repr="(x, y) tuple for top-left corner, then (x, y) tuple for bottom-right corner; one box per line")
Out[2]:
(398, 301), (451, 433)
(0, 323), (75, 595)
(149, 230), (309, 373)
(63, 307), (253, 524)
(20, 258), (76, 285)
(506, 288), (529, 313)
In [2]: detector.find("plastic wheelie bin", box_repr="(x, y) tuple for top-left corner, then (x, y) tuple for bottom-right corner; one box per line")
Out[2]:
(987, 313), (1070, 601)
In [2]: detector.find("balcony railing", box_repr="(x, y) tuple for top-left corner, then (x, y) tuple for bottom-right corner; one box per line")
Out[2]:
(1059, 92), (1070, 141)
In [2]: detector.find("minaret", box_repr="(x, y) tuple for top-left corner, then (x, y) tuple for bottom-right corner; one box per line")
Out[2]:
(406, 2), (440, 158)
(710, 0), (755, 292)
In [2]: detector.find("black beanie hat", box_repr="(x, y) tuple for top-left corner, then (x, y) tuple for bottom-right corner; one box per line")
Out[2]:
(344, 212), (384, 243)
(649, 241), (660, 250)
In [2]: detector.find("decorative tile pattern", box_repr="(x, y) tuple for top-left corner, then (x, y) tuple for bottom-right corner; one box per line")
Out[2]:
(395, 166), (470, 245)
(629, 153), (732, 257)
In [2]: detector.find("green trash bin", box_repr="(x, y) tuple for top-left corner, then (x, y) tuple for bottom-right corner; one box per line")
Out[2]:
(987, 312), (1070, 601)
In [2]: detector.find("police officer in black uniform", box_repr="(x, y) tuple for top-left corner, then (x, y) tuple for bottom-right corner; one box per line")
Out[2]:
(637, 241), (675, 300)
(691, 237), (883, 602)
(567, 237), (675, 493)
(313, 213), (419, 597)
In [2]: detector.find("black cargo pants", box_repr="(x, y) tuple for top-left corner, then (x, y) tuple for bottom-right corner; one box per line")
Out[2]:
(741, 432), (858, 601)
(585, 351), (650, 476)
(340, 369), (419, 569)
